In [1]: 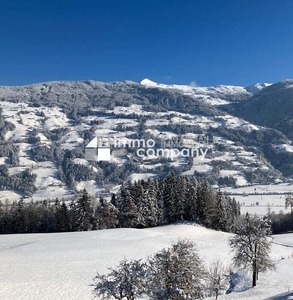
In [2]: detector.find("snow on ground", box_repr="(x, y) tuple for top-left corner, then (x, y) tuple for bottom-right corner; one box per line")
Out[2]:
(138, 163), (162, 170)
(145, 118), (170, 126)
(75, 180), (105, 197)
(110, 105), (153, 116)
(223, 183), (293, 215)
(235, 175), (249, 187)
(8, 166), (27, 175)
(32, 167), (63, 190)
(126, 173), (158, 182)
(43, 107), (71, 130)
(0, 157), (7, 164)
(225, 183), (293, 194)
(234, 194), (289, 215)
(0, 224), (293, 300)
(0, 191), (21, 202)
(32, 186), (73, 202)
(219, 170), (241, 177)
(218, 115), (260, 132)
(274, 144), (293, 153)
(73, 158), (99, 172)
(191, 163), (212, 173)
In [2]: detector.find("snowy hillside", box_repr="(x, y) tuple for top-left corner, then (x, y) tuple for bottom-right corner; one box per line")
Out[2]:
(0, 223), (292, 300)
(0, 79), (291, 208)
(140, 78), (252, 105)
(245, 83), (272, 94)
(233, 79), (293, 140)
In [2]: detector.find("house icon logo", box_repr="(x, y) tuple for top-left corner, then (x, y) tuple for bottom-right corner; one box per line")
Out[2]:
(85, 136), (111, 162)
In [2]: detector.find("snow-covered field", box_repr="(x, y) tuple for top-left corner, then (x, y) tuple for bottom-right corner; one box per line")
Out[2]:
(223, 183), (293, 215)
(0, 224), (293, 300)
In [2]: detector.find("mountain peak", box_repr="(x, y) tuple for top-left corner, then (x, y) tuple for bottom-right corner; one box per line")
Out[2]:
(245, 83), (272, 94)
(140, 78), (158, 87)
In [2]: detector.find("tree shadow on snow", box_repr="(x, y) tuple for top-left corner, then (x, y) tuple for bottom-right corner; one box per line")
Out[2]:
(265, 291), (293, 300)
(226, 272), (252, 294)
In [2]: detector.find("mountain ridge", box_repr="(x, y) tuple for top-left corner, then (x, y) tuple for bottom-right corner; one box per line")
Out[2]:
(0, 78), (292, 202)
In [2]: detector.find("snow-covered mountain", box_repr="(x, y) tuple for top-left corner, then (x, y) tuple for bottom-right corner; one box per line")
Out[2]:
(233, 79), (293, 140)
(244, 82), (272, 94)
(0, 79), (292, 204)
(140, 78), (252, 105)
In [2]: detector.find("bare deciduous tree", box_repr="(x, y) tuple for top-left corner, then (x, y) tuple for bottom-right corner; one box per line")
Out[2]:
(285, 194), (293, 212)
(207, 258), (229, 299)
(229, 214), (275, 287)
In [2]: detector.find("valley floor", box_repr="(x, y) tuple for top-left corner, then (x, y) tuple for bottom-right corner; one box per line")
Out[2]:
(0, 224), (293, 300)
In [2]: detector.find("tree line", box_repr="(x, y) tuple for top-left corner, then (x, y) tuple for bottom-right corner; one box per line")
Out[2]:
(0, 174), (240, 234)
(113, 174), (240, 231)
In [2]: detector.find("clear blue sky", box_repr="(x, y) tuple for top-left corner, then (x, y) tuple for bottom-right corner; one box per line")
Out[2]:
(1, 0), (293, 86)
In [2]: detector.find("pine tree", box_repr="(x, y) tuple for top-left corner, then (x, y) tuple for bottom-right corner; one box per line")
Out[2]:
(215, 191), (228, 231)
(184, 177), (198, 221)
(162, 173), (177, 223)
(94, 197), (118, 230)
(55, 199), (70, 232)
(0, 201), (5, 233)
(118, 197), (140, 228)
(72, 189), (94, 231)
(136, 180), (159, 227)
(174, 176), (187, 221)
(197, 181), (217, 228)
(116, 184), (140, 228)
(9, 200), (26, 233)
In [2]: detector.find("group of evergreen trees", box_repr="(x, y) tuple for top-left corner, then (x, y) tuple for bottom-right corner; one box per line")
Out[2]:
(270, 211), (293, 234)
(0, 174), (240, 234)
(0, 166), (36, 195)
(0, 189), (118, 234)
(114, 174), (240, 231)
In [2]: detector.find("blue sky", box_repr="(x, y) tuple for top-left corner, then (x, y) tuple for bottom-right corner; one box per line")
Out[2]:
(1, 0), (293, 86)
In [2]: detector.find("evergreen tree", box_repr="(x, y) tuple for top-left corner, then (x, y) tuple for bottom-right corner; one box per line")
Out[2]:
(9, 200), (26, 233)
(197, 181), (217, 227)
(118, 197), (140, 228)
(184, 177), (198, 221)
(94, 197), (118, 230)
(55, 199), (70, 232)
(215, 191), (228, 231)
(174, 176), (188, 221)
(162, 173), (177, 223)
(72, 189), (94, 231)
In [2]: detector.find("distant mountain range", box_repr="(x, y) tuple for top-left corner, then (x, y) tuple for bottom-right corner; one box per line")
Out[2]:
(0, 78), (292, 202)
(233, 79), (293, 139)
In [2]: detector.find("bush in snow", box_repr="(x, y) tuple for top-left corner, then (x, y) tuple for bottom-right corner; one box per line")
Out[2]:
(147, 239), (207, 300)
(93, 259), (147, 300)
